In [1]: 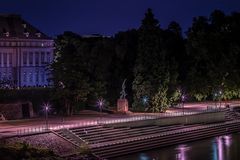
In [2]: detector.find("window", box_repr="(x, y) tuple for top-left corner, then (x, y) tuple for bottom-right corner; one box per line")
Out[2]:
(8, 72), (12, 79)
(47, 52), (50, 63)
(23, 52), (27, 66)
(9, 53), (12, 66)
(29, 52), (33, 65)
(35, 72), (39, 82)
(35, 52), (39, 65)
(23, 72), (27, 82)
(41, 72), (45, 82)
(3, 53), (7, 66)
(0, 52), (2, 66)
(29, 72), (32, 82)
(41, 52), (45, 64)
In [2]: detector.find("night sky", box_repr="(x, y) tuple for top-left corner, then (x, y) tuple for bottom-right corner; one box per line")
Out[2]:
(1, 0), (240, 37)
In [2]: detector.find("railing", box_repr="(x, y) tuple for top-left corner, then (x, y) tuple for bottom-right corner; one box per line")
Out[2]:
(16, 108), (223, 136)
(16, 121), (99, 136)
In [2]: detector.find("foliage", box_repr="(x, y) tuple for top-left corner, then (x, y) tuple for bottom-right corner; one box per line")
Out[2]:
(132, 8), (180, 112)
(151, 84), (170, 112)
(51, 32), (114, 115)
(185, 10), (240, 101)
(77, 143), (91, 155)
(49, 8), (240, 114)
(0, 142), (61, 160)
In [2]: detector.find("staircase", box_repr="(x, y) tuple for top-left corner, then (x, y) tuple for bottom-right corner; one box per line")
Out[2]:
(53, 119), (240, 159)
(53, 128), (86, 146)
(223, 108), (240, 121)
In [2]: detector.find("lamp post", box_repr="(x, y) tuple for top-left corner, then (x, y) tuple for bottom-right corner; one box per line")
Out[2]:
(43, 103), (50, 130)
(58, 81), (65, 123)
(97, 98), (104, 123)
(214, 93), (218, 109)
(45, 105), (49, 130)
(98, 100), (103, 113)
(219, 90), (222, 109)
(181, 95), (185, 115)
(142, 96), (149, 118)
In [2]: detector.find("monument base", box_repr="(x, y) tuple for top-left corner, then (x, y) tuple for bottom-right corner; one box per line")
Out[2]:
(117, 99), (128, 113)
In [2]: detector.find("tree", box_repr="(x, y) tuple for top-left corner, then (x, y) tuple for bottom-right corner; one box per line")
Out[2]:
(151, 84), (170, 112)
(51, 32), (90, 115)
(132, 8), (162, 110)
(132, 8), (178, 112)
(107, 29), (138, 106)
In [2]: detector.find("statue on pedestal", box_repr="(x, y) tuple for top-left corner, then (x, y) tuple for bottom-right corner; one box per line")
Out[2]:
(117, 79), (129, 112)
(120, 79), (127, 99)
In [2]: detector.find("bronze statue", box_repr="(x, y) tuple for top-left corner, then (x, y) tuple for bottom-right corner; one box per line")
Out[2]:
(120, 79), (127, 99)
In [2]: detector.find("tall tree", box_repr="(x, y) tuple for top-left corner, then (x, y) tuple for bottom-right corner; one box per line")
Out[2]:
(132, 8), (174, 112)
(51, 32), (114, 114)
(107, 29), (138, 105)
(51, 32), (90, 115)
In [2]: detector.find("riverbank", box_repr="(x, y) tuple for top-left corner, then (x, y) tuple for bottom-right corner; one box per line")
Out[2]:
(2, 133), (96, 160)
(1, 105), (240, 159)
(3, 120), (240, 160)
(113, 133), (240, 160)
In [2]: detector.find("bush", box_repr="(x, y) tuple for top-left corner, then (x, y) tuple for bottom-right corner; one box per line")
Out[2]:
(0, 142), (62, 160)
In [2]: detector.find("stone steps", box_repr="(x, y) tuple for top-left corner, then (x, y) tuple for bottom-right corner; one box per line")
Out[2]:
(92, 121), (240, 159)
(73, 125), (197, 144)
(224, 108), (240, 120)
(53, 113), (240, 159)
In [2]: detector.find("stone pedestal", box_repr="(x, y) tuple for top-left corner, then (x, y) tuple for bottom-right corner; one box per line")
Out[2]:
(117, 99), (128, 112)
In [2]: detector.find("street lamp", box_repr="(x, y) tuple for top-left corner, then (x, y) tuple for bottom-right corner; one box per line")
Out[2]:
(97, 98), (105, 123)
(97, 98), (104, 113)
(142, 96), (149, 116)
(214, 92), (218, 109)
(42, 102), (51, 130)
(58, 81), (65, 123)
(219, 90), (222, 109)
(181, 95), (186, 115)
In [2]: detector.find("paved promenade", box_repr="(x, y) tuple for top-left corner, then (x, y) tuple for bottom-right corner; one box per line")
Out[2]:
(0, 101), (239, 138)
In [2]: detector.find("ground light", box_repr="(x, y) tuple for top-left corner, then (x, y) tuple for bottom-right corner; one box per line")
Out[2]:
(142, 96), (149, 105)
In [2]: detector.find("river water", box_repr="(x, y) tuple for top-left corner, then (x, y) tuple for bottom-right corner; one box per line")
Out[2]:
(113, 133), (240, 160)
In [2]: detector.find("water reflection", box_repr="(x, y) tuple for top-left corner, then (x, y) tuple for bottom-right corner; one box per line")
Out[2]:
(213, 135), (232, 160)
(114, 133), (239, 160)
(139, 153), (150, 160)
(175, 144), (191, 160)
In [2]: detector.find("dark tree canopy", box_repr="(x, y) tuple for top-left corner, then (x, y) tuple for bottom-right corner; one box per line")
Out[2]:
(51, 9), (240, 114)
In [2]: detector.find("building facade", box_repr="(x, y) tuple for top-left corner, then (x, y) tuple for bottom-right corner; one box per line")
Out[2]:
(0, 14), (54, 87)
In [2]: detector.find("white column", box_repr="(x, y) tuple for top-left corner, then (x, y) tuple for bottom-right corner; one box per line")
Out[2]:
(33, 51), (35, 66)
(7, 53), (9, 67)
(0, 53), (3, 67)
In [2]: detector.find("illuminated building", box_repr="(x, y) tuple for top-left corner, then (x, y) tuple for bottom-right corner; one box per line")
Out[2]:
(0, 14), (54, 87)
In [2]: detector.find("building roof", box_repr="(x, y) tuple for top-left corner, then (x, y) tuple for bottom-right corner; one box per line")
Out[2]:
(0, 14), (51, 40)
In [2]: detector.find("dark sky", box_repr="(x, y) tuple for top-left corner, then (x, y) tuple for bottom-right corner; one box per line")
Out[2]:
(1, 0), (240, 37)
